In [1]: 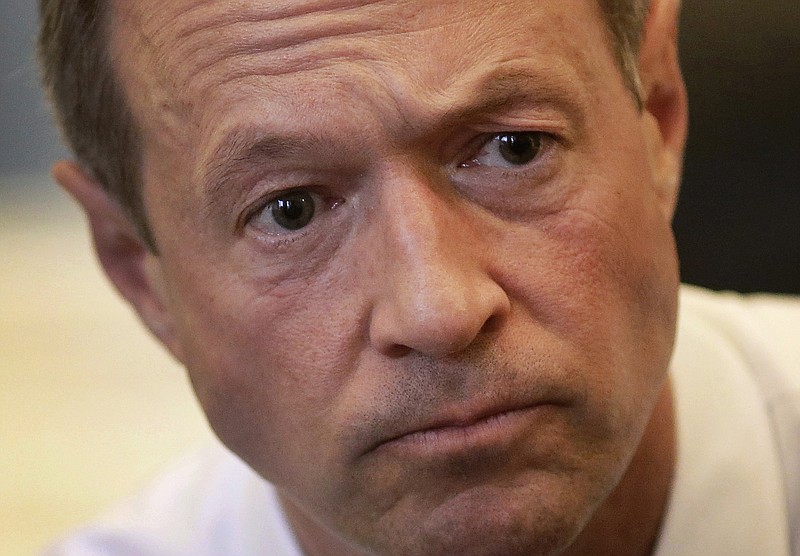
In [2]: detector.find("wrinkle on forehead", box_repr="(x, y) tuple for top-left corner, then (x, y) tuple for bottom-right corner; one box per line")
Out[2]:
(114, 0), (396, 85)
(163, 2), (392, 83)
(109, 0), (610, 178)
(110, 0), (507, 103)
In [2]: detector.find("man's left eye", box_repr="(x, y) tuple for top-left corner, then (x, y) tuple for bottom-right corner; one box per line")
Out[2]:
(268, 191), (316, 231)
(466, 132), (544, 168)
(246, 189), (322, 236)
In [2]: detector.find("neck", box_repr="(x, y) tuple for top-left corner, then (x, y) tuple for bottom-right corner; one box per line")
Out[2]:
(563, 379), (676, 556)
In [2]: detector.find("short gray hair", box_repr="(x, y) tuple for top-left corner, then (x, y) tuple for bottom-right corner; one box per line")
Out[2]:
(598, 0), (650, 104)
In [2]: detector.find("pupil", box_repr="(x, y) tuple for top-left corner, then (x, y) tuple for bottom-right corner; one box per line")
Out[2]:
(271, 193), (315, 231)
(498, 133), (541, 165)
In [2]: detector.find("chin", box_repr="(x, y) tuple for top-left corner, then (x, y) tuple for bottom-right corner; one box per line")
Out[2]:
(358, 476), (597, 556)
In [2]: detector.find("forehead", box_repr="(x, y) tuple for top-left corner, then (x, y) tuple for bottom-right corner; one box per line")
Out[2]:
(108, 0), (616, 169)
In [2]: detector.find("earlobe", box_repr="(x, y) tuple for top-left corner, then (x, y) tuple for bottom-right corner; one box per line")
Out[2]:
(53, 161), (185, 362)
(638, 0), (688, 221)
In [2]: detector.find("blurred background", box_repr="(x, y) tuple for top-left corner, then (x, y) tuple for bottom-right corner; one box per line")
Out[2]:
(1, 4), (212, 556)
(675, 0), (800, 294)
(1, 1), (798, 554)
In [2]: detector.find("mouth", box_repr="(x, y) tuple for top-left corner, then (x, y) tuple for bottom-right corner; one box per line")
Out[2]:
(369, 402), (562, 459)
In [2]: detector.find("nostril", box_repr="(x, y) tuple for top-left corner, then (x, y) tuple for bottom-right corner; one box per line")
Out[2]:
(480, 312), (506, 336)
(383, 344), (412, 359)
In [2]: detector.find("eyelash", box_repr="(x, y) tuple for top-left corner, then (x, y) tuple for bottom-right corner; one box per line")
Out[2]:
(458, 131), (560, 175)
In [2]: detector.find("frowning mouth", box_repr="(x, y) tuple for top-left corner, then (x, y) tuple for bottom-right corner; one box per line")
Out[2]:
(370, 403), (561, 458)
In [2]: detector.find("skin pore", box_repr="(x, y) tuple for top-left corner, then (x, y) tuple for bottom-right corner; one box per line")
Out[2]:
(57, 0), (687, 554)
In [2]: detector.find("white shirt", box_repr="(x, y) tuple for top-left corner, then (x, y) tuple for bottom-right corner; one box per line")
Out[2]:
(654, 286), (800, 556)
(43, 446), (303, 556)
(45, 286), (800, 555)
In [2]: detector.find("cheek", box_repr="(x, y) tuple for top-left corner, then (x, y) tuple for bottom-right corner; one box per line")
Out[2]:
(495, 169), (679, 425)
(165, 262), (364, 485)
(502, 201), (676, 346)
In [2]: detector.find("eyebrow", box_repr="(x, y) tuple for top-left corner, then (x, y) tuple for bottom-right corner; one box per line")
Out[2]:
(202, 130), (324, 199)
(200, 65), (587, 203)
(437, 66), (588, 132)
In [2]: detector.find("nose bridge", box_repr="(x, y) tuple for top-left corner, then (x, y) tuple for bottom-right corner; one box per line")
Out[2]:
(385, 174), (462, 281)
(367, 168), (510, 357)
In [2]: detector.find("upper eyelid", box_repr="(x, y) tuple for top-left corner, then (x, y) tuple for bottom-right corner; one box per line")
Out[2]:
(464, 110), (573, 137)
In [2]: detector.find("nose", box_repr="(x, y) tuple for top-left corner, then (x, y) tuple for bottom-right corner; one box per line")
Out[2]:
(367, 173), (511, 357)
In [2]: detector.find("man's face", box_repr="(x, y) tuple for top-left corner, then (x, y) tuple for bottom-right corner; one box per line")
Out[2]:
(111, 0), (680, 553)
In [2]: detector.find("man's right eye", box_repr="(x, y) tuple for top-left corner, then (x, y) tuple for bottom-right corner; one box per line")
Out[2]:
(250, 190), (317, 233)
(270, 191), (316, 230)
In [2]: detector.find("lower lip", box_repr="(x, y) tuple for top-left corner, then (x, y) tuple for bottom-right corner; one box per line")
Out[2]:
(375, 405), (552, 458)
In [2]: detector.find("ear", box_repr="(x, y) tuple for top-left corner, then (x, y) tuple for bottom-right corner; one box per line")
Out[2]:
(638, 0), (688, 221)
(54, 161), (185, 362)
